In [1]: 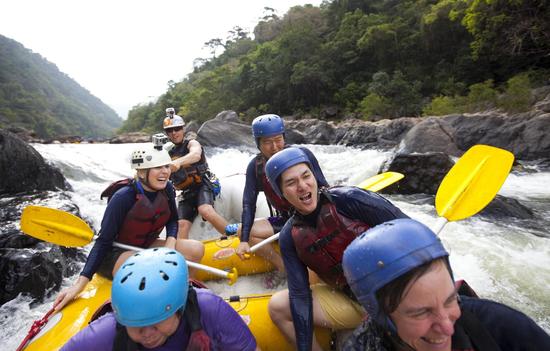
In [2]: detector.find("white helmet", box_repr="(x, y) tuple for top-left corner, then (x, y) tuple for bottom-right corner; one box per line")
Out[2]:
(163, 115), (185, 130)
(131, 145), (172, 169)
(166, 107), (175, 114)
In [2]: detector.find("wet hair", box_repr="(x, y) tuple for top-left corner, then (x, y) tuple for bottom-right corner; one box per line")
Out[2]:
(376, 257), (452, 316)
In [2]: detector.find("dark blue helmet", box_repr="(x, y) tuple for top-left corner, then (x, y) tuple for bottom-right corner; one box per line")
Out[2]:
(265, 147), (313, 197)
(343, 219), (449, 330)
(252, 114), (285, 147)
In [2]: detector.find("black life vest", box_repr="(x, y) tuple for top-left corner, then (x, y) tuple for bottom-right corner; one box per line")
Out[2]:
(168, 140), (209, 191)
(100, 178), (171, 248)
(291, 191), (371, 289)
(113, 285), (211, 351)
(255, 153), (293, 218)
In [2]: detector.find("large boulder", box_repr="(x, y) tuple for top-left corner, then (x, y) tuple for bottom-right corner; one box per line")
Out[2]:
(197, 111), (255, 148)
(379, 152), (455, 195)
(0, 129), (69, 195)
(397, 117), (461, 156)
(284, 119), (336, 145)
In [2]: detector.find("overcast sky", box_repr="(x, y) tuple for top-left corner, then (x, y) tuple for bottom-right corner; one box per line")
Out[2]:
(0, 0), (323, 118)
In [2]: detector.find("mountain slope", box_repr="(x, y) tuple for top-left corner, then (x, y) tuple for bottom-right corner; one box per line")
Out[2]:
(0, 35), (122, 139)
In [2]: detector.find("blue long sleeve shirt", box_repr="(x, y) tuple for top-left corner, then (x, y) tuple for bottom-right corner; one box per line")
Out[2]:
(80, 181), (178, 279)
(279, 186), (408, 351)
(240, 146), (328, 242)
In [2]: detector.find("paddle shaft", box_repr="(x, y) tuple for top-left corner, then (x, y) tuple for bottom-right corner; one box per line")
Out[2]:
(248, 171), (405, 254)
(112, 242), (236, 281)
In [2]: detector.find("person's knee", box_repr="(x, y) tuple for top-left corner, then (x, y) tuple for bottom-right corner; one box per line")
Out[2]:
(268, 291), (290, 322)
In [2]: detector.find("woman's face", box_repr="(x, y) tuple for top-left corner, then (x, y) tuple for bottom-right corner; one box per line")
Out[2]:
(390, 260), (461, 351)
(138, 165), (171, 191)
(126, 313), (180, 349)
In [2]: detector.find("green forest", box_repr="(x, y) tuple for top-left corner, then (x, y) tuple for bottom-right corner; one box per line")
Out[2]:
(122, 0), (550, 134)
(0, 35), (122, 139)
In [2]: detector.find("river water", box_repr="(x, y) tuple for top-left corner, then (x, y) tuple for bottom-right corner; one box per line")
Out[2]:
(2, 143), (549, 349)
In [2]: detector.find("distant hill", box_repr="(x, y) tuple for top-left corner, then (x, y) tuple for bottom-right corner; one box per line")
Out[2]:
(0, 35), (122, 139)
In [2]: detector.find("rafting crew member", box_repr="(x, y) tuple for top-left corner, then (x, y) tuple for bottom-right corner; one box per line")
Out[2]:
(341, 218), (550, 351)
(61, 247), (258, 351)
(225, 114), (328, 282)
(53, 144), (205, 312)
(163, 108), (228, 240)
(265, 147), (408, 351)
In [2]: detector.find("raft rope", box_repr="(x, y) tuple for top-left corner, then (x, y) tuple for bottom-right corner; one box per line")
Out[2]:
(16, 307), (55, 351)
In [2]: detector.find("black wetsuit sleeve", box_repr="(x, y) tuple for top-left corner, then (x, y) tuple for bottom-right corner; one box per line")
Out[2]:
(460, 296), (550, 350)
(165, 181), (178, 238)
(240, 158), (259, 242)
(280, 219), (314, 351)
(80, 187), (136, 279)
(299, 146), (329, 187)
(329, 187), (408, 225)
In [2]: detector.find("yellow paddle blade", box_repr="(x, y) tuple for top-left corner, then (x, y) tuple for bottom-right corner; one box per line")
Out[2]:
(20, 205), (94, 247)
(435, 145), (514, 222)
(358, 171), (404, 192)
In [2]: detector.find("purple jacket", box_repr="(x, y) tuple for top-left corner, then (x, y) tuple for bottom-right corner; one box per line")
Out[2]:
(61, 289), (256, 351)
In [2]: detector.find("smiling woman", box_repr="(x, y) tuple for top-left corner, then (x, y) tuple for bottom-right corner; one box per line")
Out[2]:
(51, 143), (205, 314)
(342, 219), (550, 351)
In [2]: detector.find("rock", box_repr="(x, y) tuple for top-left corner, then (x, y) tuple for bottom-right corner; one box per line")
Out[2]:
(379, 152), (455, 195)
(0, 129), (69, 195)
(196, 117), (255, 148)
(335, 117), (419, 149)
(0, 241), (84, 305)
(214, 110), (240, 122)
(479, 195), (534, 220)
(397, 116), (461, 156)
(109, 132), (150, 144)
(284, 119), (336, 144)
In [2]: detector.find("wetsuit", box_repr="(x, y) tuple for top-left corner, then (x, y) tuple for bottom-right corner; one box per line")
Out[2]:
(279, 186), (408, 351)
(81, 181), (178, 279)
(240, 146), (328, 243)
(61, 289), (257, 351)
(342, 296), (550, 350)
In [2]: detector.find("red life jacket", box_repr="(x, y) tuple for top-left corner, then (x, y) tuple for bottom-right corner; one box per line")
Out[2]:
(116, 185), (171, 248)
(255, 153), (293, 217)
(291, 192), (371, 289)
(169, 140), (209, 191)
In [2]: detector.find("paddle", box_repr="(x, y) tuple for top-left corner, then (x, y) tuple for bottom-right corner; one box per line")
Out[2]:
(246, 171), (405, 255)
(20, 206), (238, 285)
(432, 144), (514, 234)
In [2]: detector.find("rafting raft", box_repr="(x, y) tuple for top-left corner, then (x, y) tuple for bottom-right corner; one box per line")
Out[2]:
(21, 275), (331, 351)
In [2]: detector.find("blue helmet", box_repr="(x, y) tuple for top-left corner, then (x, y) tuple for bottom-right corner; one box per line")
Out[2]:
(252, 114), (285, 146)
(343, 219), (449, 328)
(265, 147), (313, 197)
(112, 247), (189, 327)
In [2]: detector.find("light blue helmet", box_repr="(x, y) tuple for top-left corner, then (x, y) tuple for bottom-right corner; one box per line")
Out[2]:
(252, 114), (285, 147)
(343, 219), (449, 328)
(265, 147), (313, 197)
(112, 247), (189, 327)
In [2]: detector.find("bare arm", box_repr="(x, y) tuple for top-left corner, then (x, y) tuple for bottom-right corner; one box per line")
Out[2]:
(170, 140), (202, 171)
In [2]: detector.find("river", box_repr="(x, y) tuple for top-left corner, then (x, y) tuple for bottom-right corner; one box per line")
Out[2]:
(2, 143), (549, 349)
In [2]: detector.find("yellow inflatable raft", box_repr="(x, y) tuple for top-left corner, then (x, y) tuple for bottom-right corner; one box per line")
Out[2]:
(21, 275), (330, 351)
(196, 236), (277, 281)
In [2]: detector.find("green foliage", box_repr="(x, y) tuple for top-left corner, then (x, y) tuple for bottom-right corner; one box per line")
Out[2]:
(498, 73), (532, 112)
(120, 1), (549, 133)
(0, 35), (122, 139)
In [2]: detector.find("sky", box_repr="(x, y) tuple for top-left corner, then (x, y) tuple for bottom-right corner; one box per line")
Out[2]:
(0, 0), (323, 119)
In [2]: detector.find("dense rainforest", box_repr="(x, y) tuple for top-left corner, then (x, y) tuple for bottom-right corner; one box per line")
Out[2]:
(121, 0), (550, 134)
(0, 35), (122, 139)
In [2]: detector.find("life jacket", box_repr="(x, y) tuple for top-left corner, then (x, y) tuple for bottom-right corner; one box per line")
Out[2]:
(255, 153), (293, 218)
(112, 285), (211, 351)
(451, 280), (501, 351)
(100, 178), (171, 248)
(291, 190), (371, 289)
(169, 140), (209, 191)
